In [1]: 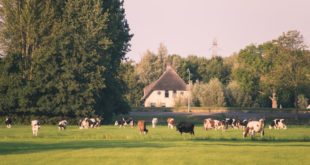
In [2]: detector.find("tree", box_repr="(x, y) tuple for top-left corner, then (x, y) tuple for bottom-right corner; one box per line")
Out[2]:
(136, 50), (160, 85)
(192, 78), (226, 107)
(119, 60), (144, 107)
(232, 44), (263, 106)
(156, 42), (168, 73)
(0, 0), (132, 121)
(0, 0), (58, 80)
(271, 31), (310, 110)
(204, 56), (231, 84)
(225, 81), (252, 107)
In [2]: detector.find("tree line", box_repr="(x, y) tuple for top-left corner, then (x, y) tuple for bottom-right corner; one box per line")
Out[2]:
(121, 30), (310, 109)
(0, 0), (132, 122)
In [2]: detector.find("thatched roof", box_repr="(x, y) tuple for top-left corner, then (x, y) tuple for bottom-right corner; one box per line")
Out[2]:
(141, 66), (187, 101)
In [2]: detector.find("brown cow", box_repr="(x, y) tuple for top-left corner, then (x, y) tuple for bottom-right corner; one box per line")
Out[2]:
(167, 118), (175, 129)
(203, 118), (214, 130)
(204, 118), (224, 130)
(138, 120), (148, 134)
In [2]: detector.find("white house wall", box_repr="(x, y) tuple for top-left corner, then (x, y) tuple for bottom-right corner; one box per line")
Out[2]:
(144, 90), (188, 107)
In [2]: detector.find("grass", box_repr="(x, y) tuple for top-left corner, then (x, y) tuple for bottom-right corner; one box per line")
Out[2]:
(0, 125), (309, 165)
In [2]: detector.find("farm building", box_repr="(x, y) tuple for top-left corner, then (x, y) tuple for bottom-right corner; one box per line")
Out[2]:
(141, 65), (189, 107)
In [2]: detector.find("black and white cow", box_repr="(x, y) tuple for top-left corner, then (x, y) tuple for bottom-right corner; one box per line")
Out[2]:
(115, 117), (134, 128)
(5, 117), (12, 128)
(58, 120), (68, 130)
(114, 119), (125, 127)
(94, 117), (102, 127)
(123, 117), (134, 127)
(79, 117), (101, 129)
(88, 118), (101, 128)
(224, 118), (239, 129)
(269, 119), (287, 129)
(239, 119), (248, 129)
(176, 122), (195, 135)
(31, 120), (41, 136)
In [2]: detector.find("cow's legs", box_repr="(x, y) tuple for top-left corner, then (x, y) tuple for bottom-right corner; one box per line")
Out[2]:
(261, 130), (264, 137)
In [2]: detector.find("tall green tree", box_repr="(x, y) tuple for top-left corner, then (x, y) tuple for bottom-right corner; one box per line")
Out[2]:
(204, 56), (231, 84)
(156, 43), (168, 74)
(270, 31), (309, 109)
(119, 60), (144, 107)
(136, 50), (159, 85)
(0, 0), (132, 121)
(232, 44), (263, 106)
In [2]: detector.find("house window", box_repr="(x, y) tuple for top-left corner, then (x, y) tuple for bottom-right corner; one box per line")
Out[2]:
(165, 90), (169, 98)
(161, 103), (166, 107)
(150, 103), (156, 107)
(180, 91), (184, 95)
(157, 91), (161, 95)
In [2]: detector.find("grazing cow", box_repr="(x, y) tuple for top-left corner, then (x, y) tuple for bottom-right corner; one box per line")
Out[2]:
(176, 122), (195, 135)
(123, 117), (134, 127)
(31, 120), (40, 136)
(5, 117), (12, 128)
(94, 117), (102, 127)
(204, 118), (224, 130)
(213, 120), (224, 130)
(88, 118), (97, 128)
(115, 117), (134, 128)
(114, 119), (125, 127)
(277, 119), (287, 129)
(269, 119), (279, 129)
(224, 118), (239, 129)
(269, 119), (287, 129)
(58, 120), (68, 130)
(79, 118), (90, 129)
(167, 118), (175, 129)
(203, 118), (214, 130)
(243, 119), (265, 138)
(152, 118), (158, 128)
(137, 120), (148, 134)
(239, 119), (248, 130)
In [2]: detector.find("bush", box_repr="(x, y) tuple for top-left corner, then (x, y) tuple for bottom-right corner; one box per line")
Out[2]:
(298, 95), (308, 109)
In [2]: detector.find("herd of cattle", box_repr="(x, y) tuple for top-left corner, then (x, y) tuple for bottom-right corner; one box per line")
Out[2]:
(4, 116), (287, 138)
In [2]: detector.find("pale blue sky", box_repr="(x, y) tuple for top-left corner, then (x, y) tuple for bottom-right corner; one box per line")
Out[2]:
(123, 0), (310, 62)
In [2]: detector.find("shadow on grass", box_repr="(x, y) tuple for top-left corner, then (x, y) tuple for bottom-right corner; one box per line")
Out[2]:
(191, 137), (310, 147)
(0, 140), (172, 155)
(1, 137), (309, 155)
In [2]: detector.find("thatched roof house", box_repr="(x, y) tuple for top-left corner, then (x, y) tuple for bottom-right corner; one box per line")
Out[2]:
(141, 66), (188, 107)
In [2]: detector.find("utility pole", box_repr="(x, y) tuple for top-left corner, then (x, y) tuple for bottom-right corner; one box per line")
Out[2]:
(187, 68), (191, 113)
(211, 38), (218, 58)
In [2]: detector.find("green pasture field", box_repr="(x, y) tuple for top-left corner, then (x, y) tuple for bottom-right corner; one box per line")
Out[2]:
(0, 125), (309, 165)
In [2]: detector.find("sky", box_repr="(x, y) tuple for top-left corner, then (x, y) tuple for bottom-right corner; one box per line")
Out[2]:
(123, 0), (310, 62)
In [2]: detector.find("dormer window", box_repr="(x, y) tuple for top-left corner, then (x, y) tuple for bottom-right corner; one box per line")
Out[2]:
(165, 90), (169, 98)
